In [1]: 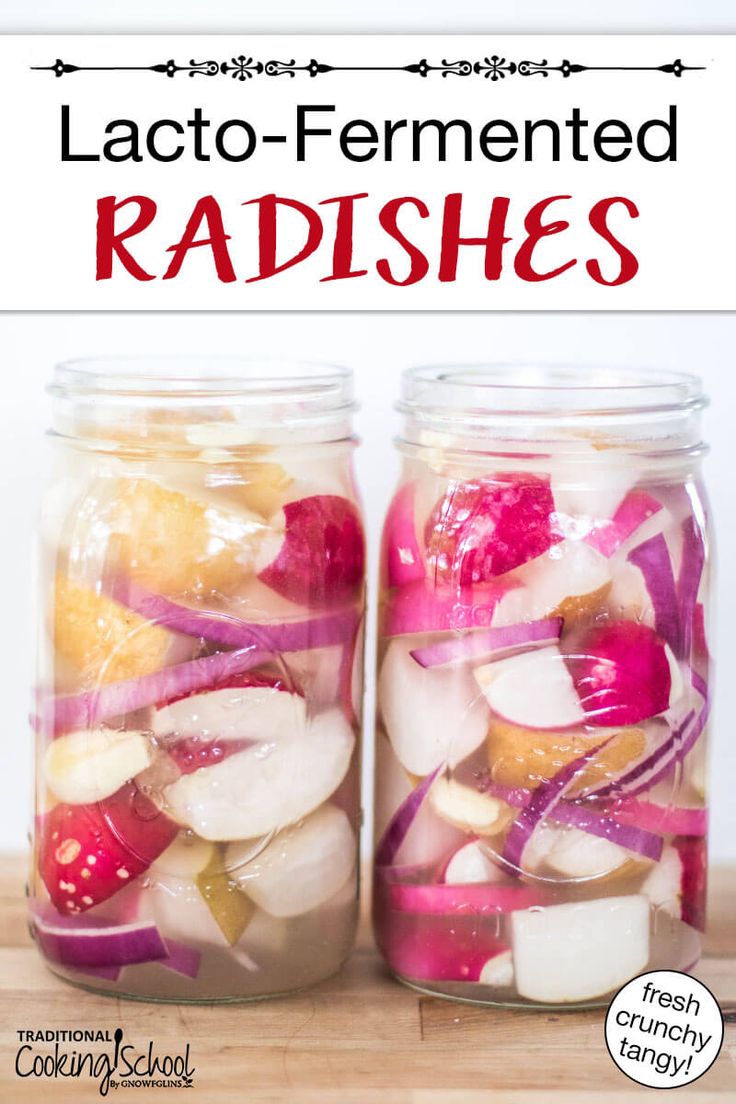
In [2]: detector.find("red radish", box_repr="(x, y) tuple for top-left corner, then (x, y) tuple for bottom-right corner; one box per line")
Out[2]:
(164, 736), (256, 776)
(386, 881), (543, 915)
(382, 578), (507, 637)
(584, 491), (663, 558)
(511, 895), (650, 1003)
(425, 474), (561, 586)
(379, 578), (507, 640)
(374, 903), (509, 983)
(475, 646), (585, 731)
(644, 838), (707, 932)
(382, 482), (425, 588)
(378, 637), (490, 776)
(38, 781), (178, 914)
(566, 622), (679, 727)
(258, 494), (365, 608)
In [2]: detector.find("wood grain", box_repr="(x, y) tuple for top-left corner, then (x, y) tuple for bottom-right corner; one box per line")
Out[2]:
(1, 854), (733, 1101)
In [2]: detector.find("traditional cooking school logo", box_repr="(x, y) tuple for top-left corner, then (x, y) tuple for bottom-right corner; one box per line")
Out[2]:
(14, 1026), (195, 1095)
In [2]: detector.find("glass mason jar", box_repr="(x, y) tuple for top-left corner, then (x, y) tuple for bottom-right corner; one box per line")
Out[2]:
(31, 358), (365, 1002)
(373, 365), (712, 1009)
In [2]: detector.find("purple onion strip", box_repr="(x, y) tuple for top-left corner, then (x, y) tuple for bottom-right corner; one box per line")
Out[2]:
(111, 577), (359, 654)
(627, 533), (681, 652)
(409, 618), (563, 669)
(375, 765), (442, 867)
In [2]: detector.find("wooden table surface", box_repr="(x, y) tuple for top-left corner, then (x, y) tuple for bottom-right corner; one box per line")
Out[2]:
(1, 854), (733, 1102)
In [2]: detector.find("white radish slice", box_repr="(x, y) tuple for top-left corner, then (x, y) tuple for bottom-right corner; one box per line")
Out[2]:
(44, 728), (152, 805)
(552, 449), (636, 523)
(374, 735), (464, 868)
(151, 833), (215, 879)
(444, 841), (506, 885)
(164, 708), (354, 841)
(479, 949), (514, 987)
(492, 541), (611, 628)
(641, 845), (683, 918)
(226, 804), (356, 918)
(511, 895), (650, 1003)
(475, 646), (585, 730)
(607, 559), (656, 625)
(152, 684), (306, 743)
(430, 778), (511, 837)
(378, 637), (490, 777)
(527, 825), (632, 879)
(135, 870), (230, 947)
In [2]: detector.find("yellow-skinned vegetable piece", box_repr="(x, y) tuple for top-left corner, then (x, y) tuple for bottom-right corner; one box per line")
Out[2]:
(487, 718), (646, 793)
(196, 845), (255, 946)
(54, 574), (171, 685)
(107, 478), (269, 596)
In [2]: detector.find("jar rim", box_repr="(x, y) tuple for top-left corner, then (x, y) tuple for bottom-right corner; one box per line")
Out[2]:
(49, 357), (357, 446)
(52, 356), (354, 405)
(399, 363), (706, 420)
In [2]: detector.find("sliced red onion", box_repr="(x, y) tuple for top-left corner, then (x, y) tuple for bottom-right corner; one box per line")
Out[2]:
(604, 798), (707, 837)
(111, 578), (359, 654)
(585, 491), (663, 558)
(549, 802), (663, 861)
(74, 964), (123, 980)
(382, 482), (425, 588)
(691, 668), (709, 702)
(409, 618), (563, 670)
(589, 701), (709, 802)
(693, 603), (709, 662)
(31, 915), (168, 968)
(158, 938), (201, 979)
(627, 533), (681, 651)
(678, 517), (706, 660)
(386, 881), (543, 915)
(374, 765), (442, 867)
(501, 737), (614, 874)
(41, 646), (271, 734)
(374, 862), (433, 884)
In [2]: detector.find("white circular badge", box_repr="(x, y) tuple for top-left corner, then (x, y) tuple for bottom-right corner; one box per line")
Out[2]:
(605, 970), (724, 1089)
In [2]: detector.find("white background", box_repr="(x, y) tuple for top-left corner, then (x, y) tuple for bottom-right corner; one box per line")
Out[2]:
(0, 312), (734, 860)
(0, 33), (734, 310)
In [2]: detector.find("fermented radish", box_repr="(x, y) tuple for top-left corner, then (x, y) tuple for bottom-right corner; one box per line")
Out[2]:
(379, 637), (489, 776)
(511, 896), (650, 1003)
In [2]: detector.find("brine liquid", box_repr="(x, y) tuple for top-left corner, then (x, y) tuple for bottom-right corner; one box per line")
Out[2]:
(32, 425), (365, 1001)
(373, 450), (710, 1008)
